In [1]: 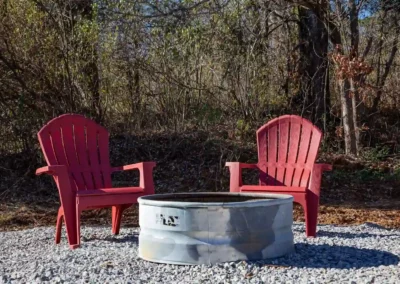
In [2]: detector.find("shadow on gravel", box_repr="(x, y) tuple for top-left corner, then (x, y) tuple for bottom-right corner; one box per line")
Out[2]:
(81, 233), (399, 269)
(315, 230), (399, 239)
(263, 243), (399, 269)
(83, 233), (139, 244)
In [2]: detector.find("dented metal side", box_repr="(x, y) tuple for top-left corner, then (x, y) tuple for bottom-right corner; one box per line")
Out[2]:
(138, 193), (294, 265)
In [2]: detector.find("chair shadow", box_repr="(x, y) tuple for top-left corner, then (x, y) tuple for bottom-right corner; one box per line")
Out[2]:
(260, 243), (399, 269)
(83, 232), (139, 244)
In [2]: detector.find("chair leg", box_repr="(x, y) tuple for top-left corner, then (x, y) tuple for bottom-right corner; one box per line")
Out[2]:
(305, 192), (320, 238)
(62, 202), (79, 249)
(73, 207), (82, 249)
(112, 204), (131, 235)
(55, 207), (64, 244)
(112, 206), (118, 234)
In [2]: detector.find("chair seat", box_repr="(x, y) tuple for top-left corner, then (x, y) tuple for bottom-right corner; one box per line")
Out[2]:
(240, 185), (306, 192)
(76, 187), (144, 197)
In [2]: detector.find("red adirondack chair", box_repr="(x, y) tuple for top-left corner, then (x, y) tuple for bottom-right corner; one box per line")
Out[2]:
(36, 114), (156, 249)
(226, 115), (332, 237)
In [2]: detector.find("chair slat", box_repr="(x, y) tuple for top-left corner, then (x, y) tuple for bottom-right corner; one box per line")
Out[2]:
(86, 126), (104, 188)
(74, 123), (94, 190)
(276, 118), (289, 184)
(285, 117), (301, 186)
(98, 130), (112, 187)
(257, 130), (267, 186)
(60, 123), (86, 190)
(49, 126), (69, 167)
(300, 129), (322, 187)
(292, 120), (312, 187)
(38, 130), (58, 165)
(267, 124), (278, 185)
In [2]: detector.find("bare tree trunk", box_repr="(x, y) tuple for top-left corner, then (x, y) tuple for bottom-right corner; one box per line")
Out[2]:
(372, 16), (399, 112)
(296, 5), (329, 128)
(348, 0), (360, 154)
(350, 78), (359, 154)
(340, 79), (357, 155)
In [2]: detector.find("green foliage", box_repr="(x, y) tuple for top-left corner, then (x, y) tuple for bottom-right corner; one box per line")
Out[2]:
(194, 104), (223, 127)
(235, 119), (252, 138)
(360, 146), (391, 162)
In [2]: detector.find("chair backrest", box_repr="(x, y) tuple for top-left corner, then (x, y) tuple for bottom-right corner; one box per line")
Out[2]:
(256, 115), (322, 187)
(38, 114), (112, 191)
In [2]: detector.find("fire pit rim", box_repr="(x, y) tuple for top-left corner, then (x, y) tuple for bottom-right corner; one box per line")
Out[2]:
(138, 192), (293, 208)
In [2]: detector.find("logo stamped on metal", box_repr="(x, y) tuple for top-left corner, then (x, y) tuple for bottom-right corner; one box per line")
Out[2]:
(156, 214), (180, 227)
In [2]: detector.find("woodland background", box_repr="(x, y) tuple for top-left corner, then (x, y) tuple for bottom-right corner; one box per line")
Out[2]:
(1, 0), (400, 229)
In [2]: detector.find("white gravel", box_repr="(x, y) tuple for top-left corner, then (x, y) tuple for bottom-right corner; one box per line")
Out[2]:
(1, 223), (399, 284)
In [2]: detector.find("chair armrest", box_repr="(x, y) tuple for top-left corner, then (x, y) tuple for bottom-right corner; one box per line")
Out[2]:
(314, 163), (333, 172)
(225, 162), (258, 169)
(308, 163), (332, 196)
(111, 162), (156, 172)
(36, 165), (69, 176)
(225, 162), (258, 192)
(112, 162), (156, 194)
(36, 165), (74, 212)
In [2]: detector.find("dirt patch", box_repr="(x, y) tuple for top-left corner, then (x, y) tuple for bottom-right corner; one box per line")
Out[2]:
(295, 203), (400, 229)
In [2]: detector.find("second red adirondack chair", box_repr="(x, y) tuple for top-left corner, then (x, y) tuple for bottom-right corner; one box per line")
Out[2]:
(36, 114), (156, 248)
(226, 115), (332, 237)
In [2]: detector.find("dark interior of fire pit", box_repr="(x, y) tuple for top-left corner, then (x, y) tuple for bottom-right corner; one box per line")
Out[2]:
(155, 194), (270, 203)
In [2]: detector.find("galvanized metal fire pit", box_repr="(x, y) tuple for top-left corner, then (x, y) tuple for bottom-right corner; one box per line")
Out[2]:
(138, 192), (294, 265)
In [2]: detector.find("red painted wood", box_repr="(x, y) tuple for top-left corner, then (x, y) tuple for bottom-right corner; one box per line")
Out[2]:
(77, 193), (142, 208)
(86, 125), (103, 188)
(285, 116), (301, 186)
(257, 127), (267, 186)
(276, 118), (289, 184)
(225, 162), (244, 192)
(112, 204), (131, 234)
(301, 129), (322, 187)
(61, 123), (86, 190)
(226, 114), (332, 237)
(267, 124), (278, 185)
(240, 185), (306, 192)
(73, 123), (94, 190)
(37, 131), (58, 166)
(292, 119), (312, 187)
(37, 114), (156, 248)
(48, 125), (69, 167)
(98, 129), (112, 188)
(76, 187), (143, 196)
(55, 207), (63, 244)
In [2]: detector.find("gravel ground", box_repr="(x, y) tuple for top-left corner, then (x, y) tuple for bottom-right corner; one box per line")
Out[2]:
(1, 223), (399, 284)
